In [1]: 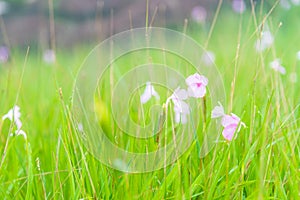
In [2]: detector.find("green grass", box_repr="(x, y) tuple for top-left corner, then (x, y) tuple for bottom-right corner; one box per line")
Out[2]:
(1, 2), (300, 199)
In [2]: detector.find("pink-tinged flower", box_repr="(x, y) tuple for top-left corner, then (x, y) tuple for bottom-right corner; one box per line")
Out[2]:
(43, 49), (56, 64)
(211, 103), (245, 141)
(255, 30), (274, 52)
(201, 51), (215, 66)
(0, 46), (9, 63)
(270, 59), (286, 75)
(2, 105), (22, 130)
(191, 6), (207, 24)
(232, 0), (246, 14)
(140, 82), (160, 104)
(167, 87), (190, 124)
(186, 73), (208, 98)
(221, 114), (241, 141)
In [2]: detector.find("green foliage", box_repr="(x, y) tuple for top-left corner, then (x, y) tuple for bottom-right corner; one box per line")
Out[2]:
(0, 3), (300, 199)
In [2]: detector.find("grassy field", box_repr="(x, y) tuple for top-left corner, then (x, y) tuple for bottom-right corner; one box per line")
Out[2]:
(1, 2), (300, 199)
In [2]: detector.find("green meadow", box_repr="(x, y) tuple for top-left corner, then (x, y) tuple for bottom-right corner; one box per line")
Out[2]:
(0, 2), (300, 199)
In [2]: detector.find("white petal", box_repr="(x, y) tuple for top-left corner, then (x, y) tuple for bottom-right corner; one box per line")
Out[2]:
(151, 87), (160, 100)
(255, 31), (274, 52)
(2, 113), (9, 121)
(181, 114), (188, 124)
(140, 82), (160, 104)
(15, 129), (27, 140)
(186, 73), (208, 86)
(174, 112), (188, 124)
(232, 0), (246, 14)
(211, 103), (225, 118)
(262, 31), (274, 46)
(43, 49), (56, 64)
(191, 6), (207, 23)
(270, 59), (286, 74)
(175, 112), (181, 124)
(140, 92), (152, 104)
(277, 66), (286, 74)
(280, 0), (291, 9)
(173, 99), (190, 114)
(171, 87), (188, 100)
(291, 0), (300, 5)
(187, 85), (206, 98)
(15, 119), (22, 130)
(2, 105), (21, 122)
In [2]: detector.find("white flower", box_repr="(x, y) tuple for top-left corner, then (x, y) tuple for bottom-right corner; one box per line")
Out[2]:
(173, 99), (190, 124)
(2, 105), (22, 130)
(211, 102), (225, 118)
(3, 105), (27, 140)
(170, 87), (189, 101)
(291, 0), (300, 5)
(255, 30), (274, 52)
(173, 98), (190, 115)
(270, 59), (286, 74)
(0, 46), (9, 63)
(43, 49), (56, 64)
(280, 0), (291, 9)
(232, 0), (246, 14)
(167, 87), (190, 124)
(140, 82), (160, 104)
(174, 111), (188, 124)
(13, 129), (27, 139)
(186, 73), (208, 98)
(191, 6), (207, 24)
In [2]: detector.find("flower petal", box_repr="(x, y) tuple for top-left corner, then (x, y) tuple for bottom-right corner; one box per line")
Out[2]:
(173, 99), (190, 114)
(171, 87), (188, 100)
(15, 129), (27, 140)
(187, 85), (206, 98)
(221, 114), (240, 127)
(186, 73), (208, 86)
(211, 103), (225, 118)
(140, 82), (160, 104)
(270, 59), (286, 74)
(15, 119), (22, 130)
(2, 105), (21, 122)
(181, 114), (188, 124)
(174, 112), (188, 124)
(222, 124), (238, 141)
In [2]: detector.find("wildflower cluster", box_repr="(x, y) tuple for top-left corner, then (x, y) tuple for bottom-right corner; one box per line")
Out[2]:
(140, 73), (245, 141)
